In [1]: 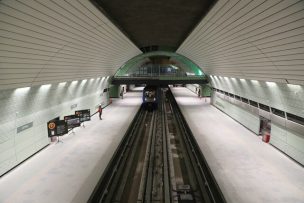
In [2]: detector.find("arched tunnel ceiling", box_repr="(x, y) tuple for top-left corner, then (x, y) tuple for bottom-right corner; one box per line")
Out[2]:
(1, 0), (304, 90)
(0, 0), (141, 90)
(177, 0), (304, 85)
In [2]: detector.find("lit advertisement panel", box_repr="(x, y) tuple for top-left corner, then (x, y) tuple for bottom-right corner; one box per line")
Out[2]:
(75, 109), (91, 122)
(47, 120), (68, 137)
(64, 115), (81, 129)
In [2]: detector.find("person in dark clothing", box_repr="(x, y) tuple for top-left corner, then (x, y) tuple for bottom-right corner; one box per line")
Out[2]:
(98, 105), (102, 120)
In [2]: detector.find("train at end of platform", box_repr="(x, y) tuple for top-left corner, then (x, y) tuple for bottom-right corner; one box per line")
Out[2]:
(142, 85), (159, 111)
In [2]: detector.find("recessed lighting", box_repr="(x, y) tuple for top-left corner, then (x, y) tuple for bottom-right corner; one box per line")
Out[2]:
(266, 81), (276, 86)
(17, 87), (30, 90)
(15, 87), (31, 93)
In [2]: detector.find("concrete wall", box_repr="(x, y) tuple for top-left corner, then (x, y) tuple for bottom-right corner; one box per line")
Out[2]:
(0, 77), (110, 176)
(210, 76), (304, 165)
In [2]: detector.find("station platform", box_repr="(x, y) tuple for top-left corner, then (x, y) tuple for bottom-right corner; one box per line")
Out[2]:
(0, 92), (142, 203)
(171, 87), (304, 203)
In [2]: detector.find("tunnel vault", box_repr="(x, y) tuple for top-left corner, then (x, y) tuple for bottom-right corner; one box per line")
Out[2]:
(112, 51), (208, 85)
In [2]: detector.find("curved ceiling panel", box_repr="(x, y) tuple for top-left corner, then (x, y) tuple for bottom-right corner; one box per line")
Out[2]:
(177, 0), (304, 85)
(115, 51), (204, 77)
(0, 0), (141, 90)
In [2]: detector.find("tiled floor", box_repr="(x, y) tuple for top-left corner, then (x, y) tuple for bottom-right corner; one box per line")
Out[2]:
(171, 87), (304, 203)
(0, 92), (142, 203)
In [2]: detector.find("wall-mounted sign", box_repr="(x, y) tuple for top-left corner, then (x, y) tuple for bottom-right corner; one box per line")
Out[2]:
(64, 115), (81, 129)
(75, 109), (91, 122)
(47, 120), (68, 137)
(17, 122), (33, 134)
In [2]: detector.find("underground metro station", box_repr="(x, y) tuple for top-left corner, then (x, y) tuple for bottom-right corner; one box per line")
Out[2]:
(0, 0), (304, 202)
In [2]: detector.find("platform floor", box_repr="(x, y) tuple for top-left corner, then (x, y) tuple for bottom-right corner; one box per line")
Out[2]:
(171, 87), (304, 203)
(0, 92), (142, 203)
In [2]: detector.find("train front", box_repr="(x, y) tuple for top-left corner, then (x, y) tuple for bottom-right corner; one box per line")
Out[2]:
(143, 86), (158, 111)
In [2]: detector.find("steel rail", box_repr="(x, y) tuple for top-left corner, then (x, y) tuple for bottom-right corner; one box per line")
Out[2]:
(162, 99), (171, 203)
(168, 89), (226, 203)
(137, 111), (155, 202)
(88, 106), (145, 203)
(144, 108), (158, 202)
(110, 111), (149, 202)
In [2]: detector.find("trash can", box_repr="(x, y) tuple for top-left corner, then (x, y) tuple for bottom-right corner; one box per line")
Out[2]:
(262, 133), (270, 143)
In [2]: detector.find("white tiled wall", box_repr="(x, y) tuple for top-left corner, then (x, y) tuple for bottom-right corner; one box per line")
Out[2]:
(210, 76), (304, 165)
(212, 95), (260, 134)
(0, 0), (141, 90)
(0, 77), (110, 176)
(210, 76), (304, 118)
(178, 0), (304, 85)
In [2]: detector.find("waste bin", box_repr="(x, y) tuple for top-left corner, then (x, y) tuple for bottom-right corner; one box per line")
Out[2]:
(262, 133), (270, 143)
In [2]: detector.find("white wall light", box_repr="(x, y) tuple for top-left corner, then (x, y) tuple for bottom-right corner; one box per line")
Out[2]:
(266, 81), (276, 86)
(41, 84), (51, 88)
(16, 87), (30, 91)
(14, 87), (31, 95)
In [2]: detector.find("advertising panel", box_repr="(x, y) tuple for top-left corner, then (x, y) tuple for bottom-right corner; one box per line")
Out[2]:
(75, 109), (91, 122)
(47, 120), (68, 137)
(64, 115), (81, 129)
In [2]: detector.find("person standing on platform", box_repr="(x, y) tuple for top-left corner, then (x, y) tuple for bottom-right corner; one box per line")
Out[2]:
(98, 105), (102, 120)
(120, 89), (124, 99)
(198, 89), (201, 99)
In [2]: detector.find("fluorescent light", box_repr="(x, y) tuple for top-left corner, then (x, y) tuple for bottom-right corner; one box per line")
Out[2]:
(16, 87), (30, 91)
(266, 81), (276, 86)
(287, 84), (300, 87)
(15, 87), (31, 94)
(59, 82), (66, 85)
(41, 84), (51, 87)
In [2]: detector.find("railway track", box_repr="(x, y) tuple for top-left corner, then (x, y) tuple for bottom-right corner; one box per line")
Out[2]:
(89, 88), (226, 203)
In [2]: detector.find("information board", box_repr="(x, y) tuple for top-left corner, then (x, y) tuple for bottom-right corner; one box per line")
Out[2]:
(75, 109), (91, 122)
(64, 115), (81, 129)
(47, 120), (68, 137)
